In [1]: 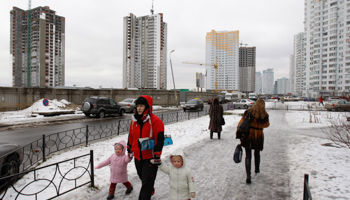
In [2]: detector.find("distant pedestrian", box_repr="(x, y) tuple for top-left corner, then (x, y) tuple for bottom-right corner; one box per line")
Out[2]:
(156, 149), (196, 200)
(208, 96), (224, 139)
(127, 95), (165, 199)
(236, 98), (270, 184)
(281, 96), (285, 104)
(94, 140), (134, 200)
(319, 95), (324, 106)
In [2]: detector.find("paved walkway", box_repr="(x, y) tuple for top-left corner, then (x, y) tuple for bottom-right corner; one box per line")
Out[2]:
(89, 110), (299, 200)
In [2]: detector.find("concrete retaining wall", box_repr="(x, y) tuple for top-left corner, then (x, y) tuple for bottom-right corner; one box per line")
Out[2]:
(0, 87), (220, 111)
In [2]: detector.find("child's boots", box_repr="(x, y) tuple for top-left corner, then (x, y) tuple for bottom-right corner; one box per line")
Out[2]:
(125, 186), (133, 195)
(106, 194), (114, 200)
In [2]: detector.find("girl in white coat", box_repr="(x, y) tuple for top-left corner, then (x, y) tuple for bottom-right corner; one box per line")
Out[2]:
(156, 149), (196, 200)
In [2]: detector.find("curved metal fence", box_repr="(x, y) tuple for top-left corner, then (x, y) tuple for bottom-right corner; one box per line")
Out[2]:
(1, 108), (210, 175)
(0, 150), (94, 199)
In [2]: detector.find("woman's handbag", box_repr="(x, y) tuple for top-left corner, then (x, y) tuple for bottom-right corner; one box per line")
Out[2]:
(233, 144), (243, 163)
(236, 111), (251, 138)
(221, 116), (225, 125)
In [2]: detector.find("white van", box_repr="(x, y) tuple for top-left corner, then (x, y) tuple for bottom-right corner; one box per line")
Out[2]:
(248, 93), (258, 101)
(225, 92), (241, 102)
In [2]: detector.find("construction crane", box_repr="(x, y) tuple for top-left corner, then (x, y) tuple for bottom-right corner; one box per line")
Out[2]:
(183, 58), (219, 92)
(239, 41), (248, 47)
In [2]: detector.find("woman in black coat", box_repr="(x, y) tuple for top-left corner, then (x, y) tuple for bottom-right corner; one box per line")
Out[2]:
(208, 97), (223, 139)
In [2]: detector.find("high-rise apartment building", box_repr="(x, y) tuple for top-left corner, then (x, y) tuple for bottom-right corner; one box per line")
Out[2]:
(10, 6), (65, 88)
(205, 30), (239, 92)
(255, 71), (262, 94)
(304, 0), (350, 97)
(290, 32), (306, 96)
(239, 47), (256, 93)
(262, 68), (274, 94)
(277, 77), (290, 94)
(123, 13), (167, 90)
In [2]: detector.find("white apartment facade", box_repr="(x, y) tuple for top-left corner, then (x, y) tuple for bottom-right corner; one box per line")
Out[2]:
(290, 32), (306, 96)
(123, 13), (167, 90)
(205, 30), (239, 92)
(262, 68), (274, 94)
(255, 71), (262, 94)
(277, 77), (290, 94)
(304, 0), (350, 97)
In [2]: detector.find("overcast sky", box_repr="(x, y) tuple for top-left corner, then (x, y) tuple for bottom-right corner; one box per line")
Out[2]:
(0, 0), (304, 90)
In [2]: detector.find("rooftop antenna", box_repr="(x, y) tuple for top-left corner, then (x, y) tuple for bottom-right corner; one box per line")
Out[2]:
(28, 0), (31, 9)
(150, 0), (154, 15)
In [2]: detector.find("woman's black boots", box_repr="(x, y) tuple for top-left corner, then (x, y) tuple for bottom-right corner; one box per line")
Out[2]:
(210, 131), (213, 139)
(255, 155), (260, 174)
(218, 132), (221, 139)
(245, 158), (251, 184)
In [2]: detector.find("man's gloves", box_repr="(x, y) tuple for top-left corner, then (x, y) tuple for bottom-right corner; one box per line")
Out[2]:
(150, 155), (162, 165)
(190, 192), (196, 198)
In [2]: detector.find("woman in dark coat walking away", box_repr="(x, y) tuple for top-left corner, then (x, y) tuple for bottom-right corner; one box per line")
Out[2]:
(236, 98), (270, 184)
(208, 96), (223, 139)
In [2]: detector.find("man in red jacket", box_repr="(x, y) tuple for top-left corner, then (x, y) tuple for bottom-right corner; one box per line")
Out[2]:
(127, 95), (164, 200)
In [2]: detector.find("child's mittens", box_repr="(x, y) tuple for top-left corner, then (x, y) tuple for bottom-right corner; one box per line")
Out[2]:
(190, 192), (196, 198)
(128, 153), (134, 159)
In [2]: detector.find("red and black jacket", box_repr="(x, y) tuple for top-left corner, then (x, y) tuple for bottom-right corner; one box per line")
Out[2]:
(127, 95), (165, 161)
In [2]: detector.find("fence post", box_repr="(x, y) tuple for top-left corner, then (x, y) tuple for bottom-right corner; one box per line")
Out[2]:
(90, 150), (94, 188)
(177, 112), (178, 122)
(117, 120), (120, 135)
(287, 105), (288, 111)
(303, 174), (309, 200)
(198, 111), (199, 118)
(42, 134), (46, 162)
(188, 112), (190, 120)
(86, 125), (89, 146)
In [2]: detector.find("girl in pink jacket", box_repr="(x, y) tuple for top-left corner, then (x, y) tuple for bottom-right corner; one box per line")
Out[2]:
(95, 140), (133, 200)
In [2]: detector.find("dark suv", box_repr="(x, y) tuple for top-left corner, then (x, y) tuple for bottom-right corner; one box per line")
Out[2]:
(81, 96), (124, 118)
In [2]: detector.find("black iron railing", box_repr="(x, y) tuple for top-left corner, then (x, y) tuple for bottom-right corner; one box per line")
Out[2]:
(303, 174), (312, 200)
(0, 150), (94, 200)
(1, 108), (210, 174)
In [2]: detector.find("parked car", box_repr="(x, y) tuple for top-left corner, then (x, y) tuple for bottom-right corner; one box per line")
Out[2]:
(0, 143), (24, 191)
(118, 98), (137, 113)
(232, 99), (255, 109)
(183, 99), (204, 111)
(324, 100), (350, 111)
(208, 95), (228, 104)
(81, 96), (123, 118)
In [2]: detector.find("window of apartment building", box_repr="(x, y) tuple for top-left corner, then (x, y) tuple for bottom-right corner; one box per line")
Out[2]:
(329, 75), (336, 78)
(329, 69), (336, 73)
(329, 47), (337, 51)
(323, 37), (328, 41)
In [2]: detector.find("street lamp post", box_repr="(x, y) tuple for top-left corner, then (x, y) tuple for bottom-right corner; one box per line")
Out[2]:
(169, 50), (177, 107)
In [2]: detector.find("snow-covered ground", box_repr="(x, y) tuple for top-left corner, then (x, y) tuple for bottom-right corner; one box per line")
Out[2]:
(1, 100), (350, 199)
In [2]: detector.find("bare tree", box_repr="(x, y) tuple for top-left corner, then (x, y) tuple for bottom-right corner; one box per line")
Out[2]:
(322, 113), (350, 149)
